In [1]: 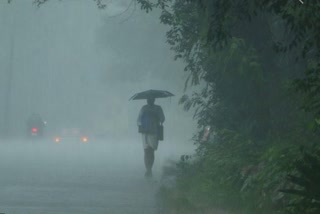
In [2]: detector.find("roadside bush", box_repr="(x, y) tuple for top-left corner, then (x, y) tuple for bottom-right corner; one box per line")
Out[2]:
(280, 146), (320, 214)
(158, 130), (320, 214)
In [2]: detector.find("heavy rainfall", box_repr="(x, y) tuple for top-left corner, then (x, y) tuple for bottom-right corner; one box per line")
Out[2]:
(1, 0), (320, 214)
(0, 0), (196, 213)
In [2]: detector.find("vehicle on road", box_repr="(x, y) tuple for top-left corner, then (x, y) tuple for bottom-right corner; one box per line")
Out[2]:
(26, 114), (46, 138)
(53, 128), (89, 143)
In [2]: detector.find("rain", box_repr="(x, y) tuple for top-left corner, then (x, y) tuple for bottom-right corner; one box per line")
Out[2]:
(0, 0), (197, 213)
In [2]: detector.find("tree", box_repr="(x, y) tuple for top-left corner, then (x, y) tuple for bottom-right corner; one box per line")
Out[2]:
(136, 0), (320, 119)
(133, 0), (320, 212)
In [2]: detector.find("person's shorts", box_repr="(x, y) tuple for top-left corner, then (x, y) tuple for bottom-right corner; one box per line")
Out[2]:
(142, 133), (159, 150)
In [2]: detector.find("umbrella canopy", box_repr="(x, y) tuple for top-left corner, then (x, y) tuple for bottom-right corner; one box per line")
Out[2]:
(129, 89), (174, 100)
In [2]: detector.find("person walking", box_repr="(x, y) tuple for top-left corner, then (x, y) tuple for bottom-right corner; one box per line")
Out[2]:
(137, 97), (165, 177)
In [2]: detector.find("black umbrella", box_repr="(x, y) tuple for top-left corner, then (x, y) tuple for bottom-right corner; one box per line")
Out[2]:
(129, 89), (174, 100)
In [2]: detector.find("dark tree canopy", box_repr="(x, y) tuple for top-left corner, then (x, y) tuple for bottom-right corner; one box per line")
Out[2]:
(136, 0), (320, 118)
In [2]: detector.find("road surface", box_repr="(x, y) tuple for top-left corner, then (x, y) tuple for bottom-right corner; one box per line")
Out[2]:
(0, 138), (195, 214)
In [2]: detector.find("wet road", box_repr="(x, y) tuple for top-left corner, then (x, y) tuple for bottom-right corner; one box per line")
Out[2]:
(0, 139), (194, 214)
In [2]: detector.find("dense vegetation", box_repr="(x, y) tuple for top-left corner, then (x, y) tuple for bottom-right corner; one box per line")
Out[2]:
(135, 0), (320, 213)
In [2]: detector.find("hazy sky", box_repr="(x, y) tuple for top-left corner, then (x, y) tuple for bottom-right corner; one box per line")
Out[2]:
(0, 0), (196, 142)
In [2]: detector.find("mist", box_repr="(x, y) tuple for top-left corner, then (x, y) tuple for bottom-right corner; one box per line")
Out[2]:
(0, 1), (197, 213)
(0, 0), (196, 142)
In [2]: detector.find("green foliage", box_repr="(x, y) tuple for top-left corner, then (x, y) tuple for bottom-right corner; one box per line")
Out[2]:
(178, 36), (276, 141)
(138, 0), (320, 118)
(134, 1), (320, 213)
(280, 147), (320, 214)
(158, 133), (320, 213)
(294, 61), (320, 118)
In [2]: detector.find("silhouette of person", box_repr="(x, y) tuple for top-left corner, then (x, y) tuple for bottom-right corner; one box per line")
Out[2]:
(137, 97), (165, 177)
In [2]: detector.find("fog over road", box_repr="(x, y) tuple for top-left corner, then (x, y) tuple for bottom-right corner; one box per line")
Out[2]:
(0, 1), (198, 213)
(0, 139), (195, 214)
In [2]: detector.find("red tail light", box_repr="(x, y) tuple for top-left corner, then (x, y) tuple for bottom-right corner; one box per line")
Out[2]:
(32, 128), (38, 133)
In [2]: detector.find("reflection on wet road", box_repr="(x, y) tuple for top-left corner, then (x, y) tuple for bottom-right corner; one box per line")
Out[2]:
(0, 139), (194, 214)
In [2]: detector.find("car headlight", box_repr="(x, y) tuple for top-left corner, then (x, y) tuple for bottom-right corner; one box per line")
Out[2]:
(54, 137), (60, 143)
(82, 136), (88, 143)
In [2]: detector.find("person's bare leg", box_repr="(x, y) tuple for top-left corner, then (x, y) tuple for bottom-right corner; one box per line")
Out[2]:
(149, 148), (154, 169)
(144, 147), (154, 177)
(144, 148), (149, 170)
